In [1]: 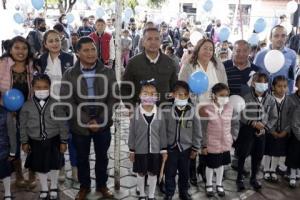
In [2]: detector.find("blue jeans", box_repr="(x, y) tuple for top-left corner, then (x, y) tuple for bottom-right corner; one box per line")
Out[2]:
(73, 128), (111, 188)
(165, 148), (191, 196)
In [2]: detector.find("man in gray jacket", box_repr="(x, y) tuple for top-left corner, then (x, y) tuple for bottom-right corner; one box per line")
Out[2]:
(60, 37), (117, 200)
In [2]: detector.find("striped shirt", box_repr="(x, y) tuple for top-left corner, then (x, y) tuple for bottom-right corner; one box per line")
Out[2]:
(223, 59), (260, 96)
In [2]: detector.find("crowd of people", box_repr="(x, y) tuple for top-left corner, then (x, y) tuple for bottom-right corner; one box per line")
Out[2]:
(0, 12), (300, 200)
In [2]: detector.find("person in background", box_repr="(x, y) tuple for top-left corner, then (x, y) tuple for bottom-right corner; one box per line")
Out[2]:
(70, 33), (79, 53)
(89, 18), (115, 68)
(165, 45), (180, 74)
(176, 37), (189, 59)
(26, 17), (46, 57)
(88, 15), (96, 29)
(254, 25), (297, 94)
(121, 29), (132, 67)
(129, 22), (140, 57)
(77, 17), (95, 37)
(58, 14), (73, 40)
(53, 23), (70, 52)
(160, 23), (173, 47)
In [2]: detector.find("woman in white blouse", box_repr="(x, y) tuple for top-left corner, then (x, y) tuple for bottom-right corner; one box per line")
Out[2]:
(179, 38), (228, 104)
(178, 38), (228, 186)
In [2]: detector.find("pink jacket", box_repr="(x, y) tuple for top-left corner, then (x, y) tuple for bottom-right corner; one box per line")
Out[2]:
(0, 57), (34, 99)
(201, 103), (239, 154)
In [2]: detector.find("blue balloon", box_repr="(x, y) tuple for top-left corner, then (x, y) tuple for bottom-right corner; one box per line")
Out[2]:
(96, 7), (106, 18)
(66, 13), (74, 24)
(219, 27), (230, 42)
(203, 0), (213, 12)
(31, 0), (44, 10)
(248, 34), (260, 46)
(254, 18), (266, 33)
(188, 71), (209, 94)
(3, 89), (24, 111)
(13, 13), (24, 24)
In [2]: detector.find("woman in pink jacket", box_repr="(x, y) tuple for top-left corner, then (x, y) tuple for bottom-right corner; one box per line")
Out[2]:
(0, 36), (36, 189)
(199, 83), (239, 197)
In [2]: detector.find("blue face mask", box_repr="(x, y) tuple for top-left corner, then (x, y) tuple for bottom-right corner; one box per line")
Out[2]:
(255, 83), (268, 93)
(174, 98), (188, 107)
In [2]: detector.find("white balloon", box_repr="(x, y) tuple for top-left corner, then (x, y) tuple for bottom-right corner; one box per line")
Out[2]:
(190, 31), (203, 46)
(264, 50), (285, 74)
(287, 1), (298, 14)
(229, 95), (246, 113)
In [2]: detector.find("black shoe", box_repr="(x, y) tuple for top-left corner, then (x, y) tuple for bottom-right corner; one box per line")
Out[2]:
(164, 196), (173, 200)
(205, 185), (214, 198)
(250, 179), (262, 191)
(216, 185), (225, 197)
(159, 181), (166, 194)
(236, 179), (245, 192)
(276, 166), (286, 176)
(136, 187), (140, 195)
(179, 192), (192, 200)
(138, 197), (147, 200)
(231, 166), (250, 178)
(190, 177), (198, 186)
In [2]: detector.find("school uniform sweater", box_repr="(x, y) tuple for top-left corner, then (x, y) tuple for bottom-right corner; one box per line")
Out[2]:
(19, 97), (68, 144)
(272, 94), (294, 133)
(164, 104), (202, 152)
(201, 103), (239, 154)
(128, 105), (168, 154)
(240, 88), (278, 133)
(291, 106), (300, 141)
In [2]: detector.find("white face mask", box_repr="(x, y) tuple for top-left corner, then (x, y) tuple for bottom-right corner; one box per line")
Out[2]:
(35, 90), (49, 100)
(174, 98), (188, 107)
(217, 96), (229, 106)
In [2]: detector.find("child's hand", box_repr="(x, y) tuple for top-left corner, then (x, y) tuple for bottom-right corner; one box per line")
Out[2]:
(88, 119), (100, 133)
(190, 150), (198, 159)
(271, 131), (279, 138)
(253, 122), (265, 130)
(22, 144), (30, 154)
(199, 107), (209, 117)
(162, 153), (168, 162)
(277, 131), (288, 138)
(201, 148), (208, 155)
(60, 143), (67, 153)
(129, 152), (135, 162)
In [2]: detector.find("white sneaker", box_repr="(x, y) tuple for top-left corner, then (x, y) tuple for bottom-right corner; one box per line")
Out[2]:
(59, 167), (66, 182)
(71, 167), (78, 182)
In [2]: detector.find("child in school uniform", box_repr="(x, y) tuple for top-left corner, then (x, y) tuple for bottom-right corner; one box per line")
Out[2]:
(164, 81), (202, 200)
(263, 76), (294, 182)
(236, 72), (278, 191)
(286, 74), (300, 188)
(199, 83), (239, 197)
(128, 79), (168, 200)
(19, 73), (68, 200)
(0, 103), (16, 200)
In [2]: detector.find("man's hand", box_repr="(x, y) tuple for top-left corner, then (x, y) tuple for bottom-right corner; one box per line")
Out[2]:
(88, 119), (100, 133)
(129, 152), (135, 162)
(161, 152), (168, 162)
(271, 131), (279, 139)
(22, 144), (30, 154)
(277, 131), (288, 138)
(60, 143), (68, 153)
(190, 150), (198, 159)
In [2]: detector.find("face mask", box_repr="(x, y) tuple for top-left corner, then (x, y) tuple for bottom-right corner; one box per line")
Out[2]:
(38, 27), (46, 32)
(174, 98), (188, 107)
(35, 90), (49, 100)
(62, 19), (68, 24)
(217, 97), (229, 106)
(140, 96), (157, 105)
(255, 83), (268, 93)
